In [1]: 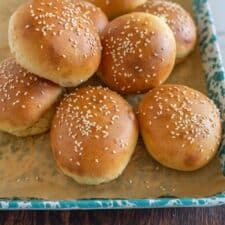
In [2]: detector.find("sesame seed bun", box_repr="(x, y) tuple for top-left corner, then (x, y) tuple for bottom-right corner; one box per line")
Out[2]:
(0, 58), (62, 136)
(8, 0), (102, 87)
(138, 85), (222, 171)
(51, 86), (138, 185)
(70, 0), (108, 34)
(86, 0), (147, 19)
(98, 12), (176, 94)
(134, 0), (197, 64)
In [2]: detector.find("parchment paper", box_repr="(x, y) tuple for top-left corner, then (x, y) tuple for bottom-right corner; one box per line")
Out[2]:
(0, 0), (225, 200)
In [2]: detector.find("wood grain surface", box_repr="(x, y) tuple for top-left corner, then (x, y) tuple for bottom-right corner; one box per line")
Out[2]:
(0, 207), (224, 225)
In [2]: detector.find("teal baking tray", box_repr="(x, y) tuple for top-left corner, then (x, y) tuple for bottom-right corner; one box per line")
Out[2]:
(0, 0), (225, 209)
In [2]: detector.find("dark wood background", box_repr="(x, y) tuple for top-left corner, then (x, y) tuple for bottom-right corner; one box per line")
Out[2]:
(0, 206), (224, 225)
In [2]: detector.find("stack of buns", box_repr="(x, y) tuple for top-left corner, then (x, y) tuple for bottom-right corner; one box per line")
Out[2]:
(1, 0), (221, 185)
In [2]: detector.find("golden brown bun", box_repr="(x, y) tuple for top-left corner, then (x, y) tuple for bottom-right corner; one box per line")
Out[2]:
(10, 105), (56, 137)
(51, 86), (138, 185)
(86, 0), (147, 19)
(71, 0), (108, 34)
(99, 12), (176, 94)
(134, 0), (197, 64)
(138, 84), (222, 171)
(0, 58), (62, 136)
(8, 0), (102, 87)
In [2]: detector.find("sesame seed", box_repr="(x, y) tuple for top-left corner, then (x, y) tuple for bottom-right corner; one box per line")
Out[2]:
(25, 0), (100, 61)
(141, 85), (219, 148)
(160, 185), (166, 191)
(53, 86), (132, 164)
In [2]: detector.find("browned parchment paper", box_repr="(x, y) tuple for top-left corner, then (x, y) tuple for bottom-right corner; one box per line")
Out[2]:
(0, 0), (225, 200)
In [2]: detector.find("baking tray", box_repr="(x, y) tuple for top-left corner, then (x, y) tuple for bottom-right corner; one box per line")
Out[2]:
(0, 0), (225, 209)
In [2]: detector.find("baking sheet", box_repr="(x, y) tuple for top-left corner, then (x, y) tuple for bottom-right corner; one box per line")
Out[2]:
(0, 0), (225, 200)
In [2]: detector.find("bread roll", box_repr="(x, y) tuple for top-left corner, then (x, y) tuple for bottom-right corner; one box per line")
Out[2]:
(138, 84), (222, 171)
(0, 58), (62, 136)
(71, 0), (108, 34)
(51, 86), (138, 185)
(134, 0), (197, 64)
(8, 0), (102, 87)
(99, 12), (176, 94)
(86, 0), (146, 19)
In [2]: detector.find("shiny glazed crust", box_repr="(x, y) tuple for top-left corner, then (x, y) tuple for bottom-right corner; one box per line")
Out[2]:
(134, 0), (197, 64)
(8, 0), (102, 87)
(86, 0), (147, 19)
(51, 86), (139, 185)
(99, 12), (176, 94)
(0, 57), (62, 136)
(70, 0), (108, 34)
(138, 84), (222, 171)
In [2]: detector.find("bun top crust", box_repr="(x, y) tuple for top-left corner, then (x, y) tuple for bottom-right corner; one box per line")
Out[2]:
(138, 85), (222, 171)
(0, 57), (62, 132)
(134, 0), (197, 63)
(86, 0), (147, 19)
(8, 0), (102, 87)
(71, 0), (108, 34)
(99, 12), (176, 94)
(51, 86), (138, 184)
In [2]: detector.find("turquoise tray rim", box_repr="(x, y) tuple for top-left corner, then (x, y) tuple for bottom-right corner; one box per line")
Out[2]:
(1, 0), (225, 210)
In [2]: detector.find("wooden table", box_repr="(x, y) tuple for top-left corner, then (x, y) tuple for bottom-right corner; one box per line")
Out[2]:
(0, 0), (225, 224)
(0, 207), (224, 225)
